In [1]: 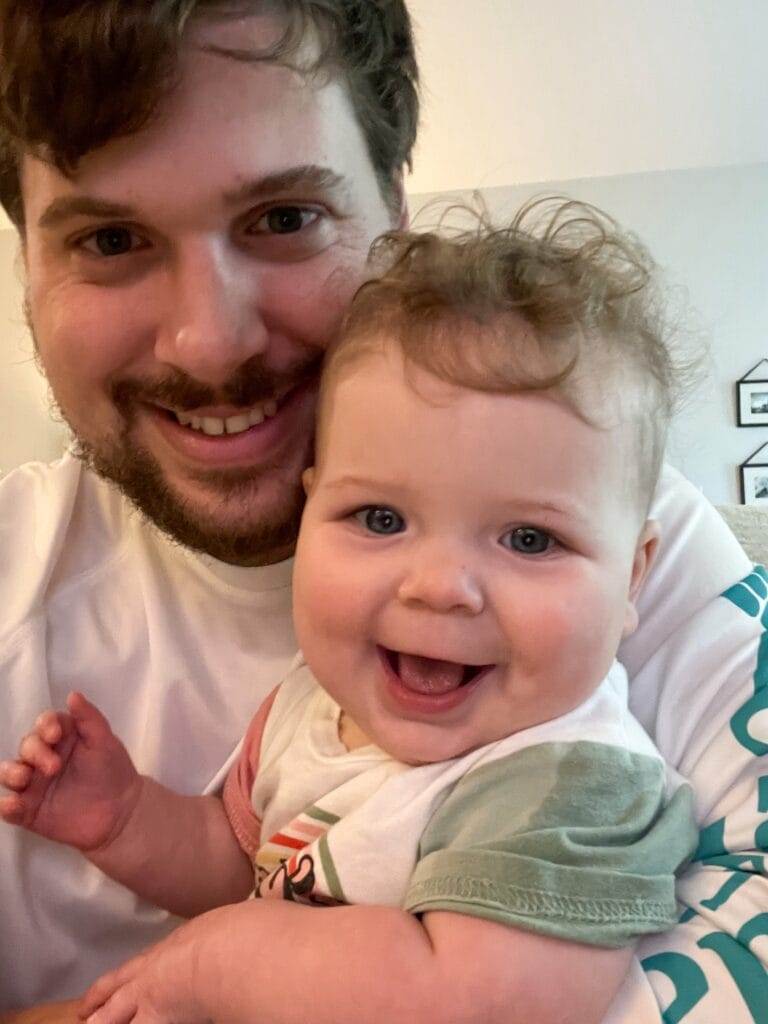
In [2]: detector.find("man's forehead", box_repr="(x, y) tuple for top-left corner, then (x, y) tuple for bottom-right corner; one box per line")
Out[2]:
(20, 31), (364, 229)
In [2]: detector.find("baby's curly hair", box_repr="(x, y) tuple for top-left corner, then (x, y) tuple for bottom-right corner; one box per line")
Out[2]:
(322, 196), (694, 510)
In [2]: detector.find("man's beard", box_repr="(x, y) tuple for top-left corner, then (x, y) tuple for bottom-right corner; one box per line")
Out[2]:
(73, 431), (306, 566)
(62, 360), (319, 566)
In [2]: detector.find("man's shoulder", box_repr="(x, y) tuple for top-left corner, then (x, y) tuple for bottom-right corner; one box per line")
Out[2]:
(622, 463), (753, 670)
(0, 454), (164, 640)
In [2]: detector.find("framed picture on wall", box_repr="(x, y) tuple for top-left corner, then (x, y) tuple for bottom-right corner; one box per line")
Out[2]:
(740, 443), (768, 505)
(737, 360), (768, 426)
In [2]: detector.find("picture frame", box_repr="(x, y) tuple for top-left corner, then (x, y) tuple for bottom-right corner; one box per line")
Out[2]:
(740, 442), (768, 506)
(736, 360), (768, 426)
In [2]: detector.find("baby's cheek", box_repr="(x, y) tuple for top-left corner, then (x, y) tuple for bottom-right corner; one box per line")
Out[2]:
(294, 556), (362, 640)
(545, 592), (622, 682)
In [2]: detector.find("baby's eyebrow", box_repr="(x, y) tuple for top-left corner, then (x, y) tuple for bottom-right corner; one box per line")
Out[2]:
(503, 498), (592, 524)
(322, 474), (395, 491)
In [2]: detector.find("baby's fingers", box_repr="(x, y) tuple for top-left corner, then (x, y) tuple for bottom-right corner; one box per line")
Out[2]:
(0, 759), (33, 792)
(80, 955), (146, 1020)
(67, 692), (114, 748)
(82, 987), (141, 1024)
(0, 790), (28, 823)
(34, 707), (67, 747)
(18, 730), (65, 777)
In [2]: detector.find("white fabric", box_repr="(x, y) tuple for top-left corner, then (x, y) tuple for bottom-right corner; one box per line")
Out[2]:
(247, 658), (685, 914)
(0, 456), (766, 1023)
(0, 454), (297, 1008)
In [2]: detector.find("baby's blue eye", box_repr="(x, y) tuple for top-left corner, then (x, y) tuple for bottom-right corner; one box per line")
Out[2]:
(501, 527), (553, 555)
(354, 506), (405, 535)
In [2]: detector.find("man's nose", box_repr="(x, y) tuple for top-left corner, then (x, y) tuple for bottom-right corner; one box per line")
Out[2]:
(154, 240), (268, 386)
(397, 550), (484, 615)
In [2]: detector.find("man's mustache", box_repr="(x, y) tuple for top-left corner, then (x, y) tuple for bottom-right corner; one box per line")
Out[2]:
(109, 355), (323, 414)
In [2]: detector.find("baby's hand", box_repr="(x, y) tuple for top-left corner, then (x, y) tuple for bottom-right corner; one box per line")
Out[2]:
(0, 692), (141, 852)
(79, 908), (233, 1024)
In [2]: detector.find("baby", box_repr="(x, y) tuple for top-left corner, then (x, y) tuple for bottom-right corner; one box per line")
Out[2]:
(0, 199), (697, 1024)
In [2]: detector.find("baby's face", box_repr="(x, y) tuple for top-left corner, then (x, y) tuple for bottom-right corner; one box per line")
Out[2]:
(293, 341), (656, 764)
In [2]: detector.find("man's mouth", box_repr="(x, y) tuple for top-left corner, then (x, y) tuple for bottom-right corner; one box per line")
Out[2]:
(171, 396), (282, 436)
(152, 385), (295, 437)
(381, 647), (491, 696)
(132, 376), (317, 470)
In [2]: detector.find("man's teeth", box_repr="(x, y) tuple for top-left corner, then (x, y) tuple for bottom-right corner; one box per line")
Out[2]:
(174, 400), (279, 436)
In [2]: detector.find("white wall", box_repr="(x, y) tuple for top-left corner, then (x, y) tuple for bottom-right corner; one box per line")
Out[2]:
(406, 0), (768, 192)
(0, 232), (68, 475)
(408, 161), (768, 504)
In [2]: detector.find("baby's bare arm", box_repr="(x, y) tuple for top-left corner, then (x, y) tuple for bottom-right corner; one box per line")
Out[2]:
(0, 692), (252, 917)
(83, 900), (633, 1024)
(89, 775), (253, 917)
(422, 911), (633, 1024)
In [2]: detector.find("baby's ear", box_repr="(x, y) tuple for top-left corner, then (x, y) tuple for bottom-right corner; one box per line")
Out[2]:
(623, 519), (660, 638)
(302, 467), (316, 496)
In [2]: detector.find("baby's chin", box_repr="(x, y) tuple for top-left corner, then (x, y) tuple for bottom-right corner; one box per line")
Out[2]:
(371, 727), (488, 767)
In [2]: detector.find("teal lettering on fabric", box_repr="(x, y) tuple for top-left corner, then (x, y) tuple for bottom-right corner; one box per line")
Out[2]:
(692, 818), (727, 861)
(756, 777), (768, 851)
(697, 929), (768, 1023)
(730, 632), (768, 756)
(701, 869), (753, 911)
(722, 567), (768, 623)
(641, 951), (708, 1023)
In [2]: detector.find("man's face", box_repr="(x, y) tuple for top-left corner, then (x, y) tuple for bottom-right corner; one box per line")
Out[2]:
(20, 16), (399, 565)
(294, 340), (657, 765)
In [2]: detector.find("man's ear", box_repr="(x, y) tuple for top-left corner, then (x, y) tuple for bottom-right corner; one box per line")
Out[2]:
(623, 519), (660, 637)
(302, 467), (316, 496)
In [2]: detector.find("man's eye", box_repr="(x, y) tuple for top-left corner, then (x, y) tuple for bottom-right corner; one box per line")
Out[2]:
(354, 506), (405, 536)
(80, 227), (142, 257)
(253, 206), (318, 235)
(500, 527), (553, 555)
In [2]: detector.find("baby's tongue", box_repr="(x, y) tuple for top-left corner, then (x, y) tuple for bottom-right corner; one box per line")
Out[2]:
(396, 653), (465, 695)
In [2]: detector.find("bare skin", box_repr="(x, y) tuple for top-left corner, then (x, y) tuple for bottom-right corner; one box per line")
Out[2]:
(0, 1003), (80, 1024)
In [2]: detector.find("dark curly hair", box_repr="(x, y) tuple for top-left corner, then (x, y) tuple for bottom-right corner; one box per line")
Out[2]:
(0, 1), (419, 226)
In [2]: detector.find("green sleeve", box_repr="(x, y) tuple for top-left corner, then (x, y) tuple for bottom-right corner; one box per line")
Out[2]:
(404, 740), (698, 947)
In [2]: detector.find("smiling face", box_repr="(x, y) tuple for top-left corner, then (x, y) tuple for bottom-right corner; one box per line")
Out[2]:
(19, 15), (399, 565)
(294, 339), (658, 764)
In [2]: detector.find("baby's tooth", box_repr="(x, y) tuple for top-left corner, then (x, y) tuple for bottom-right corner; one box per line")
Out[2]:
(201, 417), (225, 436)
(225, 414), (251, 435)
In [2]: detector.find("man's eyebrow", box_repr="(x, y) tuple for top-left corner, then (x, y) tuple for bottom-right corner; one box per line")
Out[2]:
(223, 165), (349, 207)
(38, 197), (135, 230)
(37, 165), (350, 230)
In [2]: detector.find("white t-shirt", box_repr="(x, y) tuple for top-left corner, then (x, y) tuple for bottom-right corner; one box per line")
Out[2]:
(1, 454), (766, 1024)
(0, 455), (297, 1007)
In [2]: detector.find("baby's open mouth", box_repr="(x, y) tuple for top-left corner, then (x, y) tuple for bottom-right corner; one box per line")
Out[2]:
(381, 647), (490, 696)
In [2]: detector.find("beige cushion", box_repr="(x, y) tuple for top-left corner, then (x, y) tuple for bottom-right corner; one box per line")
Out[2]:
(717, 504), (768, 566)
